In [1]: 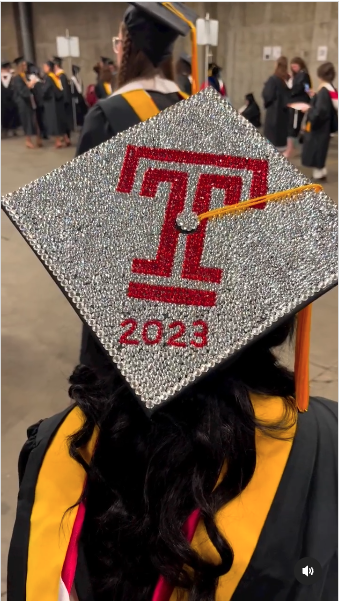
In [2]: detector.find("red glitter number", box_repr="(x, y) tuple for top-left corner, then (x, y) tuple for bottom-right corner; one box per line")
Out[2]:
(142, 320), (163, 345)
(119, 319), (139, 345)
(132, 169), (188, 277)
(191, 320), (208, 348)
(167, 321), (187, 348)
(182, 174), (242, 284)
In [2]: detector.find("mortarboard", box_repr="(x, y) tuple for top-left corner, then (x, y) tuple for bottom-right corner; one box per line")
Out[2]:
(180, 52), (191, 66)
(100, 56), (110, 65)
(53, 56), (63, 67)
(1, 88), (337, 413)
(1, 61), (11, 69)
(124, 2), (198, 91)
(45, 60), (55, 71)
(72, 65), (80, 76)
(13, 56), (24, 66)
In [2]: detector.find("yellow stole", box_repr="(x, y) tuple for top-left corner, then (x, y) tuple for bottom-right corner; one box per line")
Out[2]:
(48, 72), (63, 90)
(25, 396), (296, 601)
(103, 82), (112, 96)
(19, 72), (28, 84)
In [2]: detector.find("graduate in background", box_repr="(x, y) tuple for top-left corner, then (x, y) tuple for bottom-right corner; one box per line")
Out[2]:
(95, 64), (114, 99)
(302, 62), (338, 181)
(239, 93), (261, 128)
(70, 65), (88, 127)
(27, 62), (48, 141)
(176, 52), (192, 95)
(42, 60), (69, 148)
(12, 56), (39, 148)
(53, 56), (73, 139)
(1, 60), (19, 137)
(200, 63), (228, 99)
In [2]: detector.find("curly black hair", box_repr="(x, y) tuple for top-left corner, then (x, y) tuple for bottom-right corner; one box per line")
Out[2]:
(68, 317), (296, 600)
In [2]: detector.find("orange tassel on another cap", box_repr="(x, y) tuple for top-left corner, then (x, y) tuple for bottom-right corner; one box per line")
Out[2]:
(294, 304), (312, 412)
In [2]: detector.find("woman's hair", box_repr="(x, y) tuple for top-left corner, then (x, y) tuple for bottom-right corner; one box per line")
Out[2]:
(290, 56), (308, 73)
(317, 62), (336, 83)
(274, 56), (289, 82)
(100, 65), (113, 84)
(68, 317), (296, 601)
(117, 22), (174, 88)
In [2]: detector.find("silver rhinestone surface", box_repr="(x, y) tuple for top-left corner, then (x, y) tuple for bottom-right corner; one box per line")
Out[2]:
(2, 88), (338, 409)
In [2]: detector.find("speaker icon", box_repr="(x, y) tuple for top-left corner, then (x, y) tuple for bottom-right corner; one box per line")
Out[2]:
(295, 557), (321, 584)
(302, 565), (314, 576)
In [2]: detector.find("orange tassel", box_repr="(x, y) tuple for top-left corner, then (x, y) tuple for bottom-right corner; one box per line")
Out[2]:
(294, 305), (312, 412)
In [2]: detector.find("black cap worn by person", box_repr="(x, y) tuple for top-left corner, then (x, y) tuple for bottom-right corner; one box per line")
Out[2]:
(2, 88), (337, 414)
(27, 62), (39, 76)
(124, 2), (197, 66)
(13, 56), (24, 66)
(1, 61), (11, 69)
(100, 56), (110, 65)
(45, 60), (55, 70)
(53, 56), (63, 67)
(180, 52), (191, 66)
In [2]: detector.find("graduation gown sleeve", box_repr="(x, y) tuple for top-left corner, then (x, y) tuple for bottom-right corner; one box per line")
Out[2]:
(76, 103), (113, 155)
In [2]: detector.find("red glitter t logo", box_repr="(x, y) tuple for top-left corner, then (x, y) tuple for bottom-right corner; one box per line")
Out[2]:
(117, 145), (268, 307)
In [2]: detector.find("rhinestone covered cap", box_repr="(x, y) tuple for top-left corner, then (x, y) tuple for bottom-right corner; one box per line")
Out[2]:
(2, 88), (338, 410)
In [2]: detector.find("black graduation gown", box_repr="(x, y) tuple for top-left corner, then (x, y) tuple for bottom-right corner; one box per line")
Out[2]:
(76, 89), (185, 374)
(31, 80), (46, 137)
(42, 75), (67, 137)
(241, 101), (261, 128)
(288, 71), (311, 137)
(7, 396), (338, 600)
(177, 74), (192, 96)
(302, 87), (336, 169)
(70, 77), (88, 127)
(12, 74), (36, 136)
(1, 75), (20, 131)
(262, 75), (289, 148)
(59, 72), (73, 133)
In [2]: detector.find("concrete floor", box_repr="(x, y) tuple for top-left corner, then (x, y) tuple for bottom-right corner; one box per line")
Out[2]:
(1, 134), (338, 595)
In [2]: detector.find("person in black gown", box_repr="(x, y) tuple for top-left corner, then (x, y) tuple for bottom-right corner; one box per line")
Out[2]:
(27, 62), (48, 141)
(42, 60), (69, 148)
(53, 56), (73, 142)
(70, 65), (88, 127)
(176, 52), (192, 95)
(285, 57), (311, 158)
(12, 56), (39, 148)
(77, 1), (197, 374)
(1, 60), (19, 136)
(239, 93), (261, 128)
(262, 56), (290, 152)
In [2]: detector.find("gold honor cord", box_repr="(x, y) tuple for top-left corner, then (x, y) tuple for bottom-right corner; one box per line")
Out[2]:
(197, 184), (323, 224)
(162, 2), (199, 95)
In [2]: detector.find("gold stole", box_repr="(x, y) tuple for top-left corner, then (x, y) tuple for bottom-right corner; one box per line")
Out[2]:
(25, 396), (296, 601)
(103, 82), (112, 96)
(48, 72), (63, 90)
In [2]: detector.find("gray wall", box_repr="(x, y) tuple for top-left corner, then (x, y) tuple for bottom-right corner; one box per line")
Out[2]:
(1, 2), (338, 110)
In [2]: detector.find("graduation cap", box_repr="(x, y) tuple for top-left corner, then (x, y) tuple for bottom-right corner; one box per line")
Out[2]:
(53, 56), (63, 67)
(45, 60), (55, 71)
(72, 65), (81, 76)
(1, 61), (11, 69)
(1, 88), (337, 413)
(180, 52), (191, 66)
(13, 56), (24, 66)
(124, 2), (198, 91)
(100, 56), (110, 65)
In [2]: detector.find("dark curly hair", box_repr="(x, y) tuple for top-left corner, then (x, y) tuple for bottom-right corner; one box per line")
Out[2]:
(68, 317), (296, 601)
